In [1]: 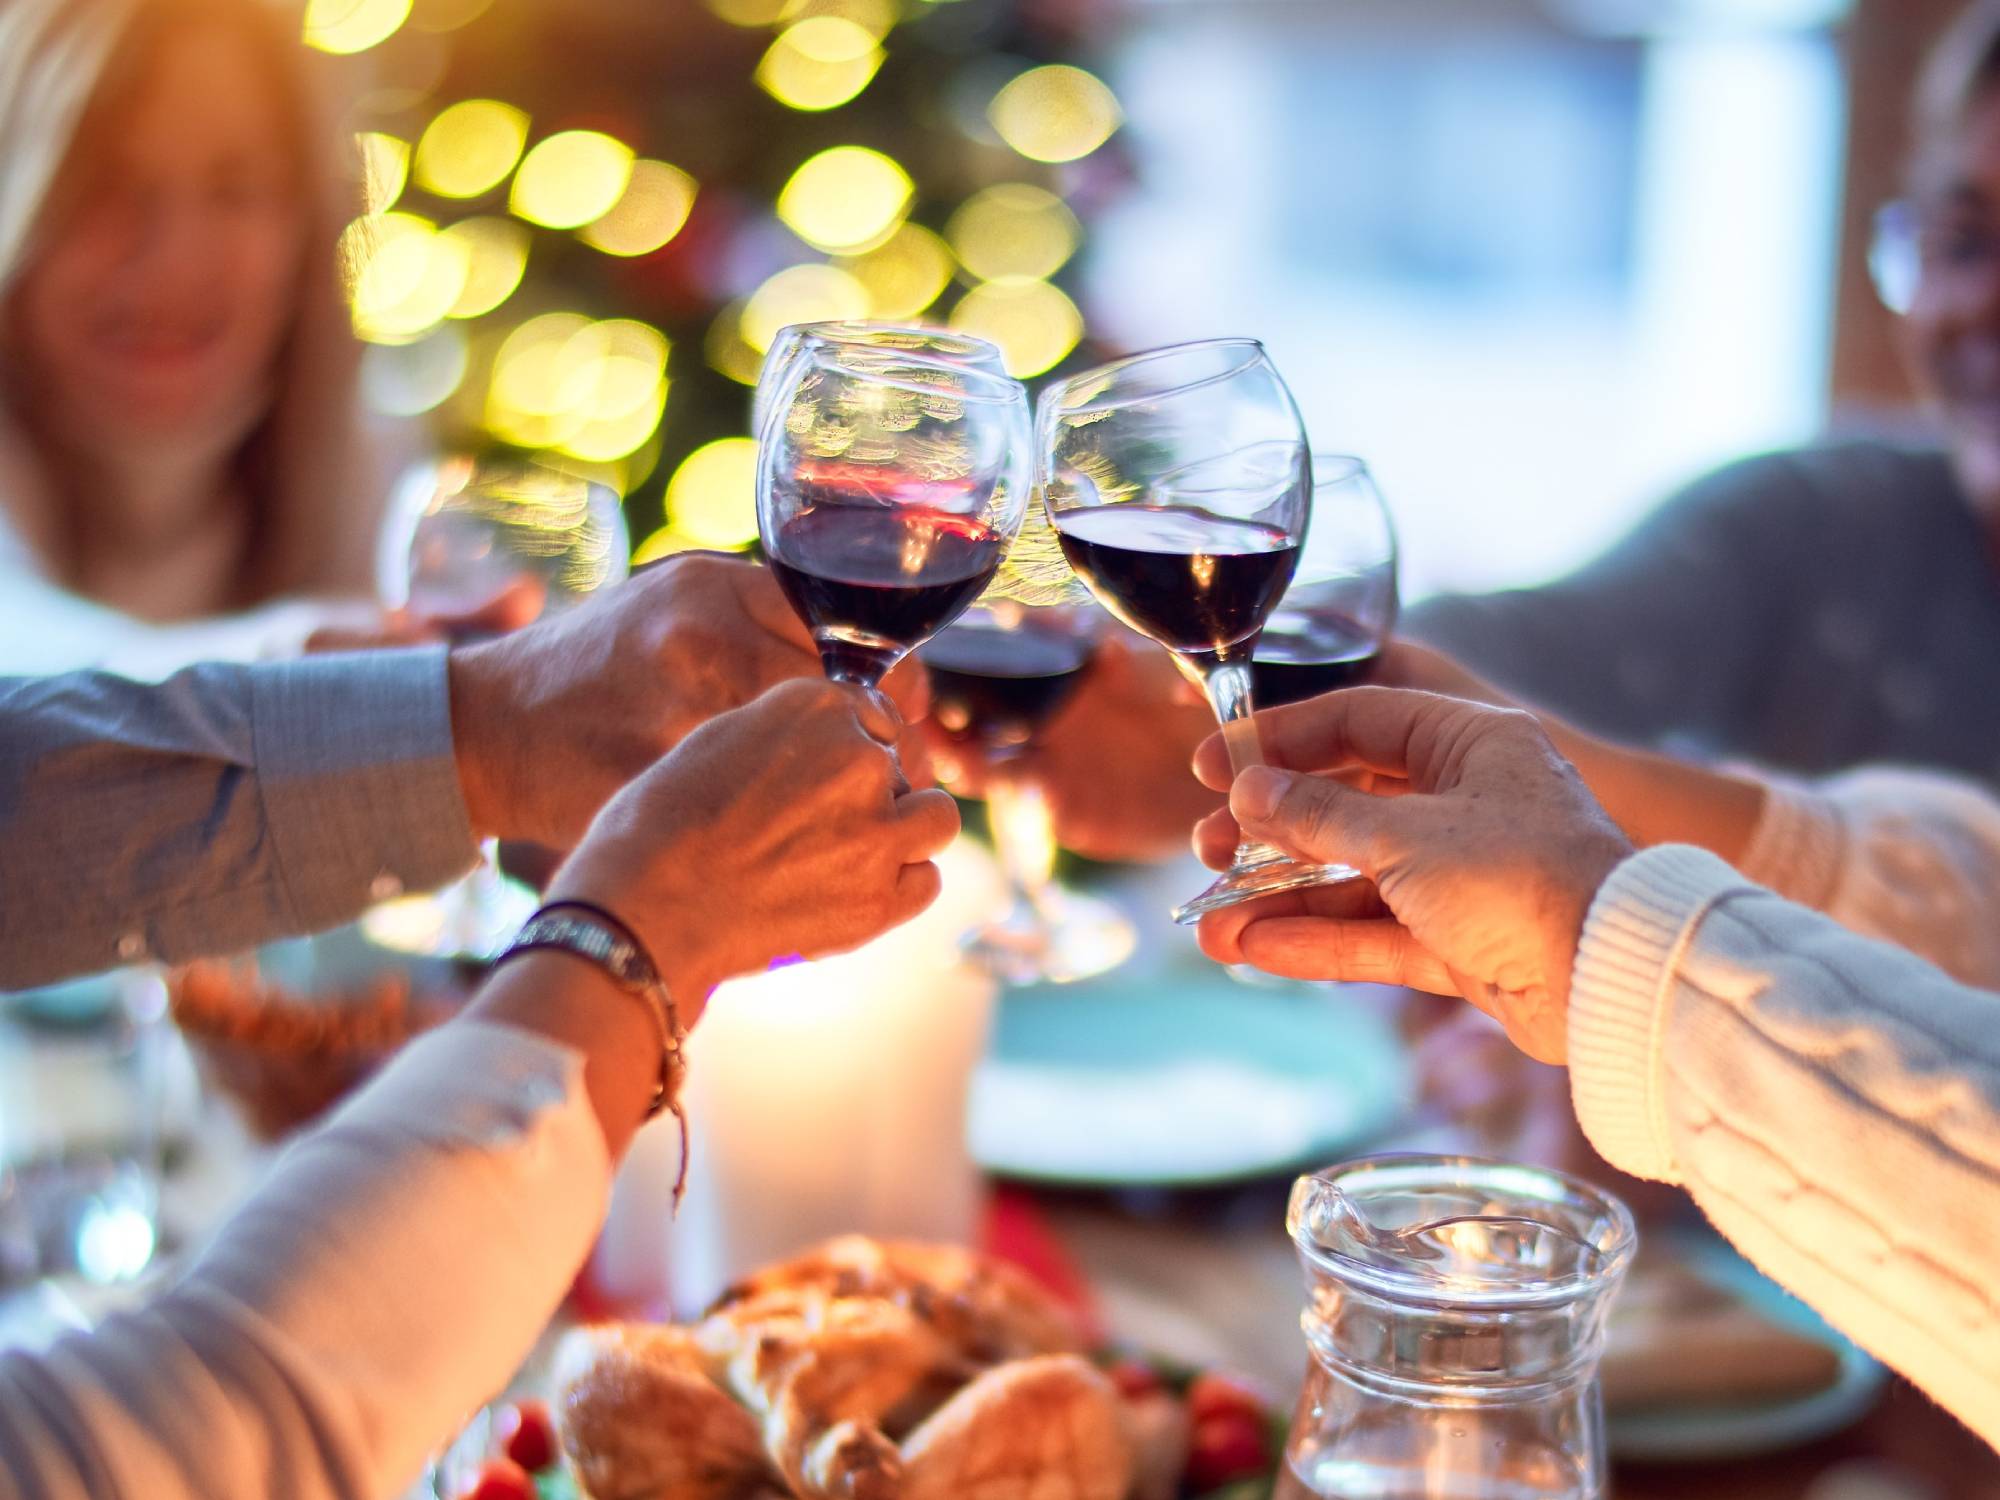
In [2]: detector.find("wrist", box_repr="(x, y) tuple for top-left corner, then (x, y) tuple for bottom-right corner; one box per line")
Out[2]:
(543, 869), (717, 1028)
(447, 640), (514, 840)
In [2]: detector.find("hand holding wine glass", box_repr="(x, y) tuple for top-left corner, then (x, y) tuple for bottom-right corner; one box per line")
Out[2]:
(758, 346), (1033, 690)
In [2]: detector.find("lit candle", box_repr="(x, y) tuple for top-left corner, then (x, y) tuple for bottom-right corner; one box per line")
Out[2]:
(593, 838), (1004, 1314)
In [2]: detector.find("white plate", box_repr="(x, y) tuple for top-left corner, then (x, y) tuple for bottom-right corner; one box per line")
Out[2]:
(1608, 1235), (1887, 1461)
(968, 966), (1410, 1187)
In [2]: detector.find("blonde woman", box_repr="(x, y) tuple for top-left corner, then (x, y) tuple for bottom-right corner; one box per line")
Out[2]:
(0, 0), (393, 677)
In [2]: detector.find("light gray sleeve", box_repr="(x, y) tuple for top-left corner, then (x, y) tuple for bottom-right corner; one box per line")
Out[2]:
(1405, 453), (1810, 751)
(0, 1021), (611, 1500)
(0, 649), (478, 988)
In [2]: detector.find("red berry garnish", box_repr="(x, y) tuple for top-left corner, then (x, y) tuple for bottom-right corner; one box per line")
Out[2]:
(1185, 1410), (1272, 1491)
(463, 1456), (535, 1500)
(1104, 1357), (1165, 1400)
(1186, 1371), (1270, 1426)
(496, 1399), (558, 1472)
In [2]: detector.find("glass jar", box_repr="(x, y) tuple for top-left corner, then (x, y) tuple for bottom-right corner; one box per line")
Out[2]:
(1278, 1154), (1637, 1500)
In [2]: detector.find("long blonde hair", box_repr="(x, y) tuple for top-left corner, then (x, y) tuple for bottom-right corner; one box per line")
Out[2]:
(0, 0), (377, 606)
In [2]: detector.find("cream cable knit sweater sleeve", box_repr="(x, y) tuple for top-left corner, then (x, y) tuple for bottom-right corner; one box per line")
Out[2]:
(1734, 766), (2000, 987)
(1569, 845), (2000, 1449)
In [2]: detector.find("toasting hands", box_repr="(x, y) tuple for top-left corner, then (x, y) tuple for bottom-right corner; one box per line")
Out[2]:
(1189, 688), (1633, 1063)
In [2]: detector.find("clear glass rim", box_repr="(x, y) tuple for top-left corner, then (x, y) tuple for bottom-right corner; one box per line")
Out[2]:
(788, 346), (1028, 407)
(1290, 1151), (1639, 1307)
(1041, 336), (1271, 415)
(775, 319), (1002, 364)
(1310, 453), (1369, 486)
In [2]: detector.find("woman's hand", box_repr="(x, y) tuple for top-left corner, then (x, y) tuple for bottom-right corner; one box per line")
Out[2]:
(548, 678), (960, 1016)
(1189, 688), (1633, 1063)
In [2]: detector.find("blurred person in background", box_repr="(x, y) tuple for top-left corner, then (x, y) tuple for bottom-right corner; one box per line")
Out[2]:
(0, 0), (394, 678)
(1403, 0), (2000, 783)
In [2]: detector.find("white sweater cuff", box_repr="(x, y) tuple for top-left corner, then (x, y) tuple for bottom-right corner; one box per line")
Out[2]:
(1569, 845), (1749, 1183)
(1731, 773), (1847, 910)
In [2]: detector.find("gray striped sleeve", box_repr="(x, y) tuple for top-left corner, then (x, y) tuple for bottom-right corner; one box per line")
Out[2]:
(0, 649), (477, 989)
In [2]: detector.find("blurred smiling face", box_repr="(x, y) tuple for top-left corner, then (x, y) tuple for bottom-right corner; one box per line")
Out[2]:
(11, 18), (306, 452)
(1905, 87), (2000, 513)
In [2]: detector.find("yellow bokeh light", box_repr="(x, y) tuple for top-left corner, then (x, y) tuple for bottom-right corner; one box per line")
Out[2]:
(348, 212), (471, 344)
(838, 223), (954, 320)
(989, 65), (1121, 164)
(511, 131), (635, 230)
(946, 183), (1079, 282)
(304, 0), (411, 54)
(757, 18), (884, 111)
(742, 263), (870, 353)
(948, 277), (1082, 377)
(780, 0), (896, 38)
(667, 437), (760, 548)
(706, 0), (787, 24)
(581, 159), (698, 257)
(633, 525), (707, 565)
(438, 218), (529, 318)
(487, 314), (670, 460)
(706, 302), (764, 386)
(357, 132), (409, 215)
(561, 382), (668, 463)
(775, 146), (913, 253)
(413, 100), (530, 200)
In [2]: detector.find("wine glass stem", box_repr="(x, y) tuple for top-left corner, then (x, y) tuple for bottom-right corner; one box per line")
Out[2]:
(1200, 659), (1288, 873)
(987, 773), (1059, 918)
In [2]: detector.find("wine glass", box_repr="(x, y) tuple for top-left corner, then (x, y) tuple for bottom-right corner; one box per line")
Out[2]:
(758, 347), (1033, 689)
(752, 322), (1007, 444)
(1251, 455), (1399, 708)
(921, 601), (1136, 984)
(364, 457), (630, 960)
(1037, 338), (1361, 926)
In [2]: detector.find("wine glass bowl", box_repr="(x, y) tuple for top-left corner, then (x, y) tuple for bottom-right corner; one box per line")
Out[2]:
(379, 457), (629, 628)
(1251, 454), (1399, 708)
(758, 349), (1033, 689)
(921, 603), (1136, 985)
(1037, 339), (1359, 926)
(753, 322), (1007, 445)
(366, 458), (631, 960)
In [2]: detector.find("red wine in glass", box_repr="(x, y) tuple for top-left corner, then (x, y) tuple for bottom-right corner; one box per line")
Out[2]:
(1251, 613), (1382, 708)
(767, 501), (1005, 687)
(1051, 505), (1299, 661)
(922, 621), (1094, 753)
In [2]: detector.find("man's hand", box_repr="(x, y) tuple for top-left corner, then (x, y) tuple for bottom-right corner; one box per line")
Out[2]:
(1189, 688), (1634, 1063)
(549, 678), (959, 1015)
(446, 552), (928, 849)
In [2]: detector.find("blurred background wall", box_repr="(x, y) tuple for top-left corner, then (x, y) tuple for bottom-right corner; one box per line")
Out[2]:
(320, 0), (1954, 602)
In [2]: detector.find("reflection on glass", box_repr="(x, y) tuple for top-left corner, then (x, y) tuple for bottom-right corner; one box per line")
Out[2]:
(923, 602), (1134, 985)
(367, 459), (630, 961)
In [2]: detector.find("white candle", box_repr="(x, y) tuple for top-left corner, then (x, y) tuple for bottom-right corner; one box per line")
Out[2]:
(594, 838), (1004, 1315)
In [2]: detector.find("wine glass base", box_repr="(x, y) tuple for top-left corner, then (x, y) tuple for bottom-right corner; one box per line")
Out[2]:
(1171, 856), (1365, 926)
(963, 887), (1136, 986)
